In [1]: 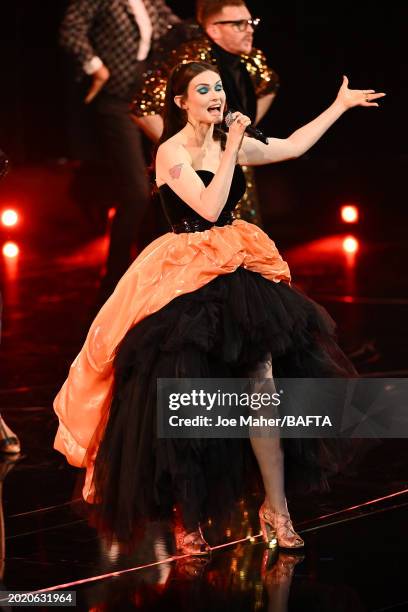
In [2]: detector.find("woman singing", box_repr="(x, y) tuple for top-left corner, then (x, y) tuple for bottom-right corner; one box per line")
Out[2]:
(53, 61), (384, 554)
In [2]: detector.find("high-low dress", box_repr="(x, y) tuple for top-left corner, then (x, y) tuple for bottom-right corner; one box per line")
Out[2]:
(54, 165), (356, 540)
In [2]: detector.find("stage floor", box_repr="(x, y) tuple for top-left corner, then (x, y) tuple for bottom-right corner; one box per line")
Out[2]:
(0, 161), (407, 611)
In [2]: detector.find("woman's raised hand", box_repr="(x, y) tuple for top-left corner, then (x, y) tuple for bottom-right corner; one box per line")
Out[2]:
(225, 111), (252, 151)
(336, 75), (386, 110)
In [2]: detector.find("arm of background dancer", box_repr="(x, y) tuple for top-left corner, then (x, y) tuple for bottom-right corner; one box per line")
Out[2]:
(59, 0), (103, 66)
(131, 114), (164, 142)
(156, 142), (238, 222)
(154, 0), (181, 25)
(255, 93), (276, 125)
(239, 76), (386, 165)
(84, 64), (110, 103)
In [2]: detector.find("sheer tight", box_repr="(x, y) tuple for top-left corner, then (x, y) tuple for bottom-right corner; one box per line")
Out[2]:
(248, 354), (289, 515)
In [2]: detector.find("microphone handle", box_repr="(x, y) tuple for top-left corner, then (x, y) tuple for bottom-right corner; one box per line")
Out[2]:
(245, 125), (269, 145)
(224, 110), (269, 145)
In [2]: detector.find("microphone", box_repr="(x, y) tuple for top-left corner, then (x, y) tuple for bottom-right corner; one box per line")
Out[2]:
(224, 110), (269, 145)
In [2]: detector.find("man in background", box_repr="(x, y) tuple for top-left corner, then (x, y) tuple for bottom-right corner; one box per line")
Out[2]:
(60, 0), (180, 300)
(132, 0), (279, 224)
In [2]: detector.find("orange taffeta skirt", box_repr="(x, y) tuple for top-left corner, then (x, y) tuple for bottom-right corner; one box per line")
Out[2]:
(53, 220), (291, 501)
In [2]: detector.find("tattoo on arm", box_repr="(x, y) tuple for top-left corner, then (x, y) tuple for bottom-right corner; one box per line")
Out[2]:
(169, 163), (183, 179)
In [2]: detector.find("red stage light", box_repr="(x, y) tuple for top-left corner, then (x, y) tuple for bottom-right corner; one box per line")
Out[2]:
(3, 242), (20, 257)
(340, 205), (359, 223)
(108, 207), (116, 220)
(342, 236), (359, 254)
(1, 209), (19, 227)
(2, 241), (19, 258)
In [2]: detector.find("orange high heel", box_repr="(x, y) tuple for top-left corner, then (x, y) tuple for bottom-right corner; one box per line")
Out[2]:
(0, 417), (20, 455)
(259, 502), (304, 549)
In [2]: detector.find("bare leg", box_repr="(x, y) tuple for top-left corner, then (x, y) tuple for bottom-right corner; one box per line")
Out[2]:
(248, 356), (288, 514)
(248, 355), (304, 547)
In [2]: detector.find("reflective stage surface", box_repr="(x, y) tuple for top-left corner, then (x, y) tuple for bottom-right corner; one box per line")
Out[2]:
(0, 160), (407, 611)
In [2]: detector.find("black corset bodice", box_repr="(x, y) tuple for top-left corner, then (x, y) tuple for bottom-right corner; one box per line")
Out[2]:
(158, 166), (246, 233)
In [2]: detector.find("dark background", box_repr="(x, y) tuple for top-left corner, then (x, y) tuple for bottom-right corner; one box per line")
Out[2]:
(0, 1), (405, 162)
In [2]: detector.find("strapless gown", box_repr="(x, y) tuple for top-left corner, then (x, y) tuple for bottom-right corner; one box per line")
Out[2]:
(53, 166), (356, 540)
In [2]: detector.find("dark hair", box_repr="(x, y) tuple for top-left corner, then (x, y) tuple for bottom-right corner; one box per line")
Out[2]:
(196, 0), (246, 26)
(156, 61), (226, 152)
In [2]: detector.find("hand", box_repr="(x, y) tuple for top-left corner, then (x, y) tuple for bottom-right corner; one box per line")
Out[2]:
(336, 75), (386, 110)
(84, 64), (110, 104)
(131, 114), (163, 143)
(225, 111), (252, 151)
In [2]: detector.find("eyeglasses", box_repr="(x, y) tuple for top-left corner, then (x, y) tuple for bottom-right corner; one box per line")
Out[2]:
(212, 17), (260, 32)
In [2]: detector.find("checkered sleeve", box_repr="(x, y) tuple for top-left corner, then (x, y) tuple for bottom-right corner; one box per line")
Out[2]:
(59, 0), (107, 67)
(154, 0), (181, 31)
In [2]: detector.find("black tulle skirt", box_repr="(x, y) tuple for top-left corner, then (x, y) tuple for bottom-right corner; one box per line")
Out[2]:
(92, 268), (357, 540)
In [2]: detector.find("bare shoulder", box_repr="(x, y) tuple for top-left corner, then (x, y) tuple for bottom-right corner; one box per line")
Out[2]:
(156, 137), (193, 185)
(157, 135), (193, 162)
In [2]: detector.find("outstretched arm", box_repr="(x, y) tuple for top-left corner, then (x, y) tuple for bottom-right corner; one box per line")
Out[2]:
(238, 76), (386, 166)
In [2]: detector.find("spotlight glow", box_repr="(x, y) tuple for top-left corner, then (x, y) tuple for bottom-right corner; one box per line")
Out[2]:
(108, 207), (116, 220)
(340, 205), (359, 223)
(2, 241), (19, 258)
(1, 209), (19, 227)
(342, 236), (359, 254)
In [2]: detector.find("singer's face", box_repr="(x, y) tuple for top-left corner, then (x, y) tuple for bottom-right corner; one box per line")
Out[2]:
(182, 70), (226, 124)
(206, 5), (254, 56)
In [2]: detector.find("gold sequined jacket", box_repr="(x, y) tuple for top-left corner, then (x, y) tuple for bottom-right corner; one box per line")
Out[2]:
(132, 24), (279, 117)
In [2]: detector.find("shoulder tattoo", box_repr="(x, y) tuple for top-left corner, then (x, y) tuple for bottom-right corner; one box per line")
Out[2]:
(169, 163), (183, 179)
